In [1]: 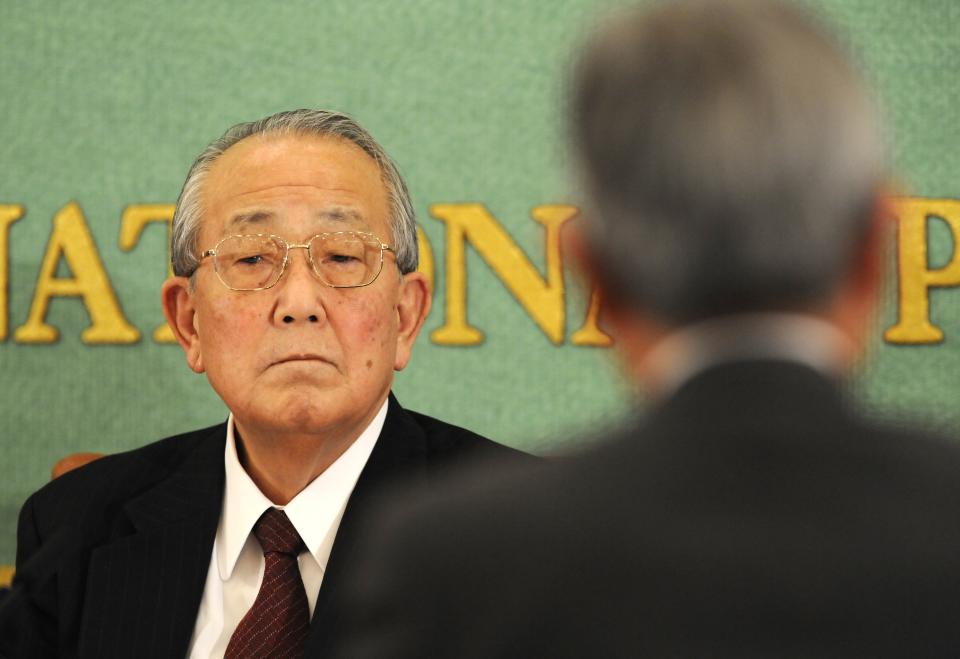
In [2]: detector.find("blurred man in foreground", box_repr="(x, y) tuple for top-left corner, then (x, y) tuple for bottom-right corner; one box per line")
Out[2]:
(332, 1), (960, 656)
(2, 109), (523, 658)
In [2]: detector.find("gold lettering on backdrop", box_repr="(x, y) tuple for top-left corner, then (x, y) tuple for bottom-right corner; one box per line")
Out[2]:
(429, 204), (484, 346)
(2, 195), (959, 347)
(118, 204), (176, 343)
(0, 204), (25, 341)
(429, 203), (577, 345)
(884, 198), (960, 344)
(571, 288), (613, 346)
(14, 202), (140, 344)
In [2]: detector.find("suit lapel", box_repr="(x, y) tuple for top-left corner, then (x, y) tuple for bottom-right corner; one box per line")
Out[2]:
(304, 394), (429, 655)
(79, 425), (226, 659)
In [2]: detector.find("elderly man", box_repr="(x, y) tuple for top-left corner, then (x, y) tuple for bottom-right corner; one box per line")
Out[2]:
(331, 1), (960, 657)
(1, 110), (522, 658)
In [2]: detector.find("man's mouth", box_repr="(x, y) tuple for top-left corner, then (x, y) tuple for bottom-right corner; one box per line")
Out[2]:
(271, 353), (332, 367)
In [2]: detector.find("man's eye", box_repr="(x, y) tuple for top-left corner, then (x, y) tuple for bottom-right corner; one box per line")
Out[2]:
(238, 255), (265, 265)
(328, 253), (359, 264)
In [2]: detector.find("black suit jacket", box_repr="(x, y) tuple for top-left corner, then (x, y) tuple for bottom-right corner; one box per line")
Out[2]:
(0, 394), (523, 658)
(333, 362), (960, 658)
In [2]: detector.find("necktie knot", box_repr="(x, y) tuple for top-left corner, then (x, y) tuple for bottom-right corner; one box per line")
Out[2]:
(253, 508), (305, 556)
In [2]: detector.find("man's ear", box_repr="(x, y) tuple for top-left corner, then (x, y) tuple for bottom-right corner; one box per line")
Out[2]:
(161, 276), (205, 373)
(562, 220), (622, 336)
(562, 220), (600, 294)
(852, 189), (895, 305)
(829, 187), (894, 351)
(563, 219), (670, 385)
(393, 271), (432, 371)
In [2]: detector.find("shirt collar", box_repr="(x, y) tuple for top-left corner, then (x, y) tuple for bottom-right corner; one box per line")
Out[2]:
(640, 312), (854, 399)
(216, 397), (388, 580)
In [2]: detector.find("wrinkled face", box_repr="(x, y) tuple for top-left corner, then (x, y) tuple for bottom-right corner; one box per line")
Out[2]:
(165, 133), (426, 441)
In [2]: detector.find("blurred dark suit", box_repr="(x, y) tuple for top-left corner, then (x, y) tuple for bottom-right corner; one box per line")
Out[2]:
(336, 361), (960, 657)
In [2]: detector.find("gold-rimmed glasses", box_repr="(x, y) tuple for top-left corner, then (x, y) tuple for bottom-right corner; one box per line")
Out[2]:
(196, 232), (397, 291)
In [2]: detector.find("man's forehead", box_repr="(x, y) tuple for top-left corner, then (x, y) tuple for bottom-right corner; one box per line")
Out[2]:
(200, 133), (392, 241)
(226, 206), (376, 233)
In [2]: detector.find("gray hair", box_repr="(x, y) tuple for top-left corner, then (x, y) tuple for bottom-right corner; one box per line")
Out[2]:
(171, 109), (417, 277)
(571, 0), (887, 322)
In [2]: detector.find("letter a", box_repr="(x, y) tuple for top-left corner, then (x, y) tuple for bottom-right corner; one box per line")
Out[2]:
(15, 202), (140, 344)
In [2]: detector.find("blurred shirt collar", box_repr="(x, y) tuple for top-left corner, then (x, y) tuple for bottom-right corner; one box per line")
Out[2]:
(640, 312), (854, 399)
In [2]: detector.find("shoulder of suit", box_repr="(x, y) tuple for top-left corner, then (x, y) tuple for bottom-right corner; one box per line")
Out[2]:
(24, 423), (226, 529)
(853, 416), (960, 486)
(402, 407), (534, 463)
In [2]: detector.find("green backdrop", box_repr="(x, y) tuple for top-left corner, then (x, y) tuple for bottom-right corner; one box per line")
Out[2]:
(1, 0), (959, 567)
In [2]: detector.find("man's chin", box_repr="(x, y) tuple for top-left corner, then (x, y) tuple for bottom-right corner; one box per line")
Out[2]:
(240, 389), (363, 436)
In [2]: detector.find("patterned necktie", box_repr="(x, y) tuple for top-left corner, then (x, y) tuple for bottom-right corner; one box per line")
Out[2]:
(225, 508), (311, 659)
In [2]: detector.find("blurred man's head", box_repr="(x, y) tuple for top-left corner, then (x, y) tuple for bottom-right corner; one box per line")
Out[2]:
(161, 111), (431, 479)
(570, 0), (888, 335)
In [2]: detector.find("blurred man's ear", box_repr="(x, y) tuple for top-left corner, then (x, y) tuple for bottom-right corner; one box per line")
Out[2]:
(855, 188), (896, 302)
(562, 218), (604, 300)
(393, 271), (432, 371)
(563, 217), (672, 388)
(161, 276), (205, 373)
(562, 219), (629, 332)
(827, 187), (895, 355)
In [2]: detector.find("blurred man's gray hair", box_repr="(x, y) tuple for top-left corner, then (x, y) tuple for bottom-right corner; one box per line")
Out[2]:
(571, 0), (886, 322)
(171, 109), (418, 278)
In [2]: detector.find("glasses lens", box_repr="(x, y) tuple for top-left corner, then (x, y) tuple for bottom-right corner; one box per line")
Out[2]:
(310, 232), (382, 287)
(214, 235), (284, 290)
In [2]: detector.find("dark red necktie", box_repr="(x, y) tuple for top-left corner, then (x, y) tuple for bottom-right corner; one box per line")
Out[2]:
(225, 508), (310, 659)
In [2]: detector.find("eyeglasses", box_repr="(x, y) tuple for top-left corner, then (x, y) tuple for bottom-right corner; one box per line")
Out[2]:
(196, 232), (397, 291)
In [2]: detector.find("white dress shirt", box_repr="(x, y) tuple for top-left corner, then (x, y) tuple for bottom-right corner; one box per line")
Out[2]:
(186, 399), (387, 658)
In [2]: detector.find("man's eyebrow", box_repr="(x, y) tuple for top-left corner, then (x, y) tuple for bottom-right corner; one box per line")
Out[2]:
(225, 207), (368, 231)
(315, 208), (365, 223)
(227, 211), (275, 228)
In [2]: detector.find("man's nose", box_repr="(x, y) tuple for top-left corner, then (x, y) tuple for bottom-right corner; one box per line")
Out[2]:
(272, 247), (327, 326)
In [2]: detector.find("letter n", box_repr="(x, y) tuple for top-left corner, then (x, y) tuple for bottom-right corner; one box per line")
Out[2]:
(430, 203), (576, 345)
